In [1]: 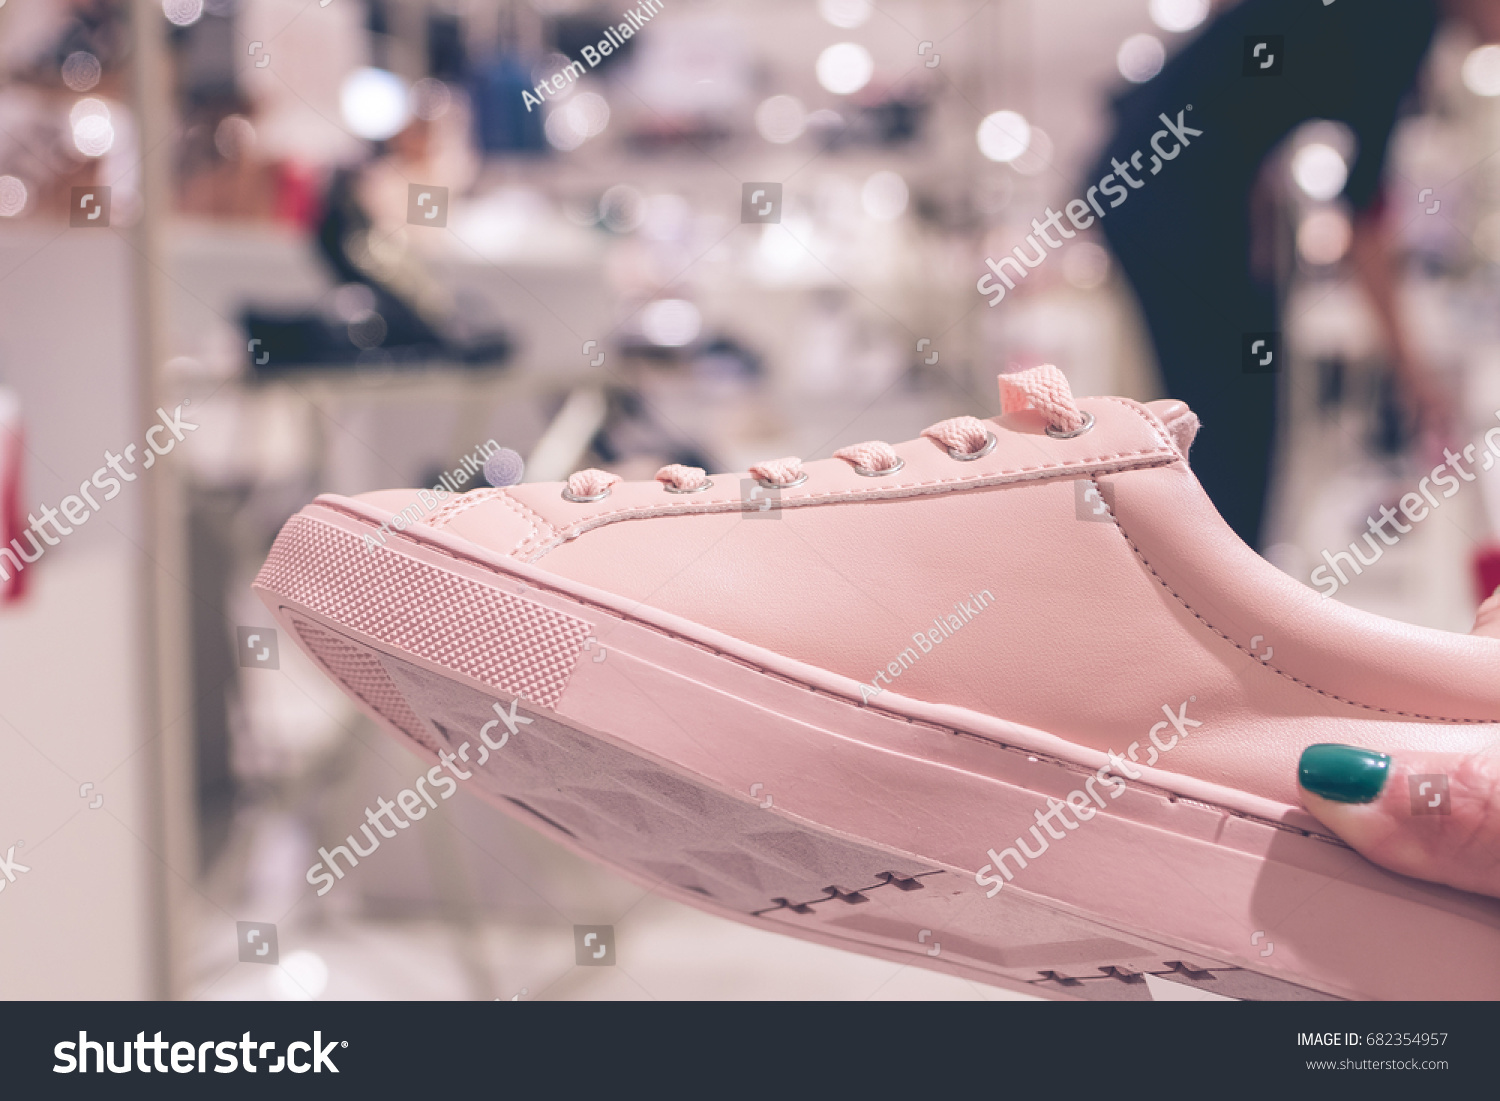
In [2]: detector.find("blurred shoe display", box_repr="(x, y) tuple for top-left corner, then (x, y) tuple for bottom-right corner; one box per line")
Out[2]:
(242, 160), (512, 373)
(241, 309), (512, 373)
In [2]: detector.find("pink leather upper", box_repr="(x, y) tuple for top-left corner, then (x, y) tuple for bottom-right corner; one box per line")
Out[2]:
(356, 395), (1500, 807)
(433, 397), (1183, 558)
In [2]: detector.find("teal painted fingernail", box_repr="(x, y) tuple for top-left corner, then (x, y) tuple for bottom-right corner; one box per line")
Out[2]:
(1299, 744), (1391, 804)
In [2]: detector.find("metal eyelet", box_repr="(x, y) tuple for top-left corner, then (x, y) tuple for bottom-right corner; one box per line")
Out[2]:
(1045, 411), (1096, 440)
(946, 431), (997, 462)
(663, 479), (714, 494)
(756, 472), (809, 489)
(852, 457), (905, 478)
(562, 487), (612, 503)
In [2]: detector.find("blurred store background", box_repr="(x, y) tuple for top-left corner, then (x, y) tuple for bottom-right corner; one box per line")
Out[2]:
(2, 0), (1500, 1000)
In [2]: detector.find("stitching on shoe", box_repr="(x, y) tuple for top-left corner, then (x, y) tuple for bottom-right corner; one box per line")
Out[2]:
(1097, 395), (1176, 451)
(1092, 476), (1495, 725)
(528, 397), (1176, 545)
(518, 445), (1179, 559)
(428, 488), (552, 554)
(502, 398), (1178, 558)
(494, 491), (552, 552)
(428, 487), (505, 526)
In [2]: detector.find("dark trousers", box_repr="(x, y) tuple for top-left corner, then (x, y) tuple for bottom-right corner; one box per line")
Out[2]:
(1101, 209), (1280, 549)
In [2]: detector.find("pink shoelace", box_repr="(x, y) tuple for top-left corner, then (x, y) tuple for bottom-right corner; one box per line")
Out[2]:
(572, 364), (1089, 495)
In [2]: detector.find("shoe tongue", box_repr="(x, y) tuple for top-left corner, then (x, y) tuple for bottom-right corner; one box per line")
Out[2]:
(1144, 399), (1200, 459)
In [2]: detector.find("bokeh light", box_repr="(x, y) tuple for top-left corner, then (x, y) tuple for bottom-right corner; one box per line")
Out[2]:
(1297, 208), (1352, 266)
(1149, 0), (1209, 33)
(1291, 142), (1348, 201)
(270, 950), (329, 1000)
(755, 95), (807, 144)
(1118, 34), (1165, 83)
(545, 92), (609, 151)
(61, 52), (101, 93)
(599, 184), (645, 233)
(641, 298), (702, 347)
(816, 43), (874, 96)
(70, 99), (114, 157)
(214, 115), (256, 159)
(410, 78), (452, 121)
(162, 0), (203, 27)
(818, 0), (870, 29)
(1463, 45), (1500, 97)
(0, 176), (27, 218)
(340, 68), (410, 142)
(977, 110), (1031, 163)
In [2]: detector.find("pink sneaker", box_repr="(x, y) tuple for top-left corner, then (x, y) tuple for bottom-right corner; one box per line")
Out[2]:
(255, 365), (1500, 1000)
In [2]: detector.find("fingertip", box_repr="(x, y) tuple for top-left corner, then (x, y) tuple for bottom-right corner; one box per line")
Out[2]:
(1296, 749), (1500, 897)
(1297, 744), (1391, 805)
(1296, 745), (1403, 857)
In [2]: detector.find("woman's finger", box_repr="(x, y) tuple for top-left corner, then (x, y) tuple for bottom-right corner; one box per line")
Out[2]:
(1297, 744), (1500, 899)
